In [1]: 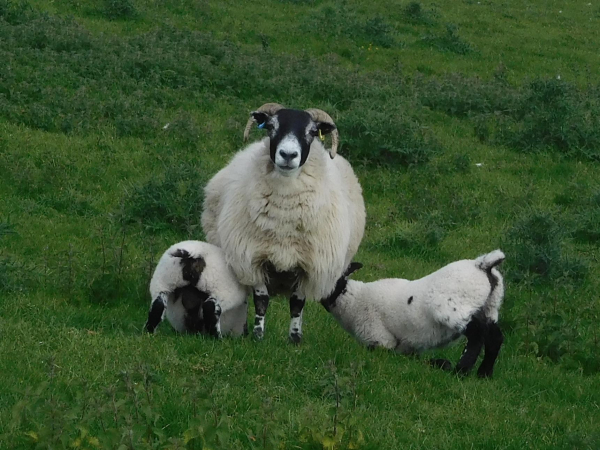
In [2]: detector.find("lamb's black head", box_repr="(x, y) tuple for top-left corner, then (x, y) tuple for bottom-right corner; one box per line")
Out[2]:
(243, 103), (338, 176)
(320, 262), (363, 312)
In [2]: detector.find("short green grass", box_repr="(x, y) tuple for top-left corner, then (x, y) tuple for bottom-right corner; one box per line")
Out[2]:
(1, 0), (599, 448)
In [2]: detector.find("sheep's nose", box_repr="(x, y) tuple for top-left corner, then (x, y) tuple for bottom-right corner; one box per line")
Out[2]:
(279, 150), (298, 161)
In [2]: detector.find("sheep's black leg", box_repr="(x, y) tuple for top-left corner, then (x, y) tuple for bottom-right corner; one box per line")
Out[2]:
(145, 292), (167, 333)
(477, 321), (504, 378)
(455, 316), (486, 375)
(253, 285), (269, 340)
(289, 292), (306, 344)
(202, 297), (222, 339)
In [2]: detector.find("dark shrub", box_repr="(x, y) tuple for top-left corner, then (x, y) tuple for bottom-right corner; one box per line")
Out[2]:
(0, 0), (32, 24)
(403, 1), (434, 25)
(420, 23), (474, 55)
(417, 73), (520, 117)
(340, 101), (441, 167)
(497, 79), (600, 160)
(104, 0), (138, 19)
(502, 211), (588, 284)
(119, 164), (206, 234)
(362, 16), (396, 48)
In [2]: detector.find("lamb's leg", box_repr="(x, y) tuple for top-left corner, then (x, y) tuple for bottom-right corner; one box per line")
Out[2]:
(202, 297), (222, 339)
(477, 321), (504, 378)
(145, 292), (168, 333)
(454, 316), (486, 375)
(289, 291), (306, 344)
(253, 284), (269, 340)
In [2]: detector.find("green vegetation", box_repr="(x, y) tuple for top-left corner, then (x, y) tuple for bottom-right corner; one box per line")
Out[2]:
(1, 0), (599, 448)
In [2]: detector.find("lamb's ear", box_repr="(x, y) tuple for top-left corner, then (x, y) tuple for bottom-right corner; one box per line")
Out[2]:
(344, 262), (363, 277)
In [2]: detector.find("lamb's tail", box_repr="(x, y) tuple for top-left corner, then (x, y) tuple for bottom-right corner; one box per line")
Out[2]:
(476, 250), (505, 323)
(170, 248), (195, 260)
(475, 249), (505, 271)
(170, 248), (206, 284)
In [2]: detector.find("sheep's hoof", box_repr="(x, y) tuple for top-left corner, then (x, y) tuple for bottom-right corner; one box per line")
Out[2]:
(429, 358), (453, 371)
(289, 332), (302, 345)
(253, 327), (264, 340)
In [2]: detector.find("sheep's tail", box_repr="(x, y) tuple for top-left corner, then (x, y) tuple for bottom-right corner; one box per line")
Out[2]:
(476, 250), (505, 323)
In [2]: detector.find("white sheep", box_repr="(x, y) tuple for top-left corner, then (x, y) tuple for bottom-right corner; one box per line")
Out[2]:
(202, 103), (366, 343)
(320, 250), (506, 377)
(145, 240), (249, 338)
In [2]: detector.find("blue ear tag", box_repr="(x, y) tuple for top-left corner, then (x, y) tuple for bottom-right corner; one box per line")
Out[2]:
(257, 122), (265, 129)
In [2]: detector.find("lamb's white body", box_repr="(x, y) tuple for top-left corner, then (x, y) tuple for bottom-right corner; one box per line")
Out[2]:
(146, 240), (249, 336)
(322, 251), (505, 377)
(202, 138), (365, 301)
(328, 251), (504, 351)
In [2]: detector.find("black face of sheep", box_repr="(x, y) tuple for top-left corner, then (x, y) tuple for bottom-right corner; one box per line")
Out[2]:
(244, 104), (338, 176)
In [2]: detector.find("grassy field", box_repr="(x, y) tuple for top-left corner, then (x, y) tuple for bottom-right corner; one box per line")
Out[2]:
(1, 0), (599, 448)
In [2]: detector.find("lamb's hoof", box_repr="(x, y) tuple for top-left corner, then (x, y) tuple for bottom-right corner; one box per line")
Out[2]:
(429, 358), (453, 371)
(477, 367), (494, 379)
(453, 366), (472, 377)
(289, 332), (302, 345)
(253, 327), (264, 340)
(208, 330), (222, 340)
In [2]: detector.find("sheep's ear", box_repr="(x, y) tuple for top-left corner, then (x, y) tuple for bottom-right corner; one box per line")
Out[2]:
(251, 112), (270, 129)
(316, 121), (336, 136)
(345, 262), (363, 277)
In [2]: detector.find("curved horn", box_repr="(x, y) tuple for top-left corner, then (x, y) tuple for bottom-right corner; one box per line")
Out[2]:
(243, 102), (285, 142)
(305, 108), (339, 159)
